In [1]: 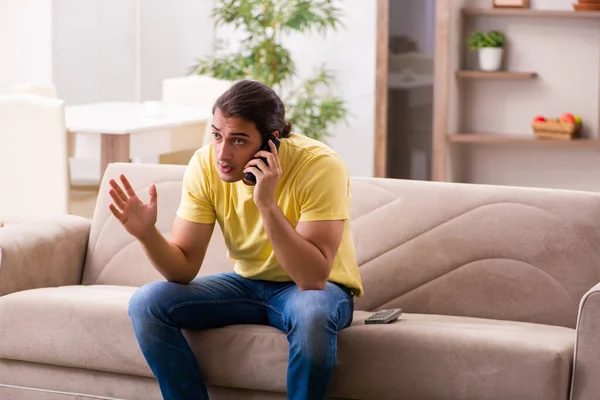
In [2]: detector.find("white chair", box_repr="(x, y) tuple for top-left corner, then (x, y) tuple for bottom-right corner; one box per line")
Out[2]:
(10, 82), (58, 99)
(0, 94), (69, 224)
(9, 83), (85, 188)
(162, 75), (232, 109)
(162, 75), (233, 147)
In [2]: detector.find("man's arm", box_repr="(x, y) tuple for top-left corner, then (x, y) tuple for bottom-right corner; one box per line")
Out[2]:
(109, 170), (215, 285)
(138, 218), (214, 284)
(259, 205), (344, 290)
(139, 147), (216, 284)
(246, 141), (350, 291)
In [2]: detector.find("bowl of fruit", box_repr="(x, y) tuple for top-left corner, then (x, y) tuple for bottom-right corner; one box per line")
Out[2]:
(531, 113), (582, 140)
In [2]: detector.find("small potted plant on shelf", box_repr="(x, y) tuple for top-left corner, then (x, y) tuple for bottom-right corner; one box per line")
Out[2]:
(468, 30), (505, 71)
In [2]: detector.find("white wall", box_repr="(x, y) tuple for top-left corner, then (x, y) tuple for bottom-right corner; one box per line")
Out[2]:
(52, 0), (215, 105)
(448, 0), (600, 192)
(0, 0), (52, 93)
(139, 0), (215, 101)
(52, 0), (137, 105)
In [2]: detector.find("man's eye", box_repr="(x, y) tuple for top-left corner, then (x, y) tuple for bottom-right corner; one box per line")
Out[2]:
(234, 139), (246, 145)
(212, 132), (221, 139)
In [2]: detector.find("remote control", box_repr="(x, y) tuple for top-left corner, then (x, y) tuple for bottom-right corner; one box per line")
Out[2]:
(364, 308), (403, 324)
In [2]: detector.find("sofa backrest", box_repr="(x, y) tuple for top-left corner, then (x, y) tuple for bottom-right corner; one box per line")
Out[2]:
(83, 162), (600, 329)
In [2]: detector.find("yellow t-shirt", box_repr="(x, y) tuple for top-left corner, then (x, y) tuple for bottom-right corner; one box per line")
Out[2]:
(176, 133), (364, 297)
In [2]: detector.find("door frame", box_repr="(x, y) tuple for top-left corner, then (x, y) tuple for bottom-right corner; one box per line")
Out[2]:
(373, 0), (389, 178)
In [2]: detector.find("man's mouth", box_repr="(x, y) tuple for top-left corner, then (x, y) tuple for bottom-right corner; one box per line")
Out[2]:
(219, 163), (233, 173)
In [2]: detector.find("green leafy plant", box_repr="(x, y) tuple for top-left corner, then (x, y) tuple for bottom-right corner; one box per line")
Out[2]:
(189, 0), (349, 142)
(468, 31), (505, 50)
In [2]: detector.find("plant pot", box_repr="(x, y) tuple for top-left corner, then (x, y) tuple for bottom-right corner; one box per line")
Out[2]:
(478, 47), (503, 71)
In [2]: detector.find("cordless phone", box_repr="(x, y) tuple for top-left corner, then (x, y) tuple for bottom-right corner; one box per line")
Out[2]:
(244, 135), (281, 185)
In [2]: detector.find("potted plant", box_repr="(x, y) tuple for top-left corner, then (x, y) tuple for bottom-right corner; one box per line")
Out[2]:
(468, 31), (505, 71)
(189, 0), (348, 143)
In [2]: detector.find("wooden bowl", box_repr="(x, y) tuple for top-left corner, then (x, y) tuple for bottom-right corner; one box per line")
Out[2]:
(578, 0), (600, 4)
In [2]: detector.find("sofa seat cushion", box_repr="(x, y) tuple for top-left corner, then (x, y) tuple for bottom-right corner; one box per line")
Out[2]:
(0, 285), (575, 400)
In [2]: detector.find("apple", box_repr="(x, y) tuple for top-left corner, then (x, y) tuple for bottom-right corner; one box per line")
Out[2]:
(560, 113), (575, 124)
(533, 115), (546, 123)
(574, 115), (582, 124)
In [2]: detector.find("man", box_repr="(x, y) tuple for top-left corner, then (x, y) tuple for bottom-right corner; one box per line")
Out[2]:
(108, 79), (364, 400)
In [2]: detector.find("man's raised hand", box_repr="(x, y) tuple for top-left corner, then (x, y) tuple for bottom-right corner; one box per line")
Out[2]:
(108, 174), (158, 240)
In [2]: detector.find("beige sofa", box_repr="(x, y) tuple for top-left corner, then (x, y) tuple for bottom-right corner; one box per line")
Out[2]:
(1, 162), (600, 400)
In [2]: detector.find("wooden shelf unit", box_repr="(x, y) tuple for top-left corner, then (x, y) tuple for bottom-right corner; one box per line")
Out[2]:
(455, 70), (537, 80)
(430, 1), (600, 183)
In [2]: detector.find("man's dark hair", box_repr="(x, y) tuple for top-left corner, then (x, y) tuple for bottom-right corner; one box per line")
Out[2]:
(213, 80), (292, 139)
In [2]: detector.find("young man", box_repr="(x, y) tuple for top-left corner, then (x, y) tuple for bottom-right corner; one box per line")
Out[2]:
(108, 80), (364, 400)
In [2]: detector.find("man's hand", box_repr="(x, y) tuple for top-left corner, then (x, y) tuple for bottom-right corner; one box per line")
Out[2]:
(244, 140), (282, 209)
(108, 174), (157, 240)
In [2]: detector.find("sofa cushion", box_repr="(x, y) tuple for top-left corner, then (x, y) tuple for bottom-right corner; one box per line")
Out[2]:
(0, 285), (575, 400)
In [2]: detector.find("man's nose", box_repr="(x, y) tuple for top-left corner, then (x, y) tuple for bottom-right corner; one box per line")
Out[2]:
(217, 142), (233, 160)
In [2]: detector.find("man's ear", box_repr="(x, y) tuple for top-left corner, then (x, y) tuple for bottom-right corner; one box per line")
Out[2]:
(272, 131), (280, 138)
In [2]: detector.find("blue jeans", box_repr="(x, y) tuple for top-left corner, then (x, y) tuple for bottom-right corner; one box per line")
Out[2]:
(128, 272), (354, 400)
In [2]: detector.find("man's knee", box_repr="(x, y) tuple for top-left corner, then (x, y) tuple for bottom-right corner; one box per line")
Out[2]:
(295, 305), (332, 328)
(285, 306), (337, 370)
(128, 281), (175, 321)
(287, 295), (336, 342)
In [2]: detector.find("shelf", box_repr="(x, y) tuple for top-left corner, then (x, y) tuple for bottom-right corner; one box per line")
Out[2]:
(462, 8), (600, 19)
(447, 133), (600, 146)
(388, 73), (433, 89)
(456, 70), (537, 80)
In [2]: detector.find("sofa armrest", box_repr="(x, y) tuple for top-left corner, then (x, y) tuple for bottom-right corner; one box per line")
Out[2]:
(0, 216), (91, 296)
(571, 281), (600, 400)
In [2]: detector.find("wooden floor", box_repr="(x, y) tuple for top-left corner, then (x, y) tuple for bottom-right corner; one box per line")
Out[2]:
(70, 187), (99, 219)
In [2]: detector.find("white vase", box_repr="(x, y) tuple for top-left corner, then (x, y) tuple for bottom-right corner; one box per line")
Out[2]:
(478, 47), (503, 71)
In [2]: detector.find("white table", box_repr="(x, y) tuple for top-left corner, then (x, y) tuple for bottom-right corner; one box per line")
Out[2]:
(65, 102), (209, 177)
